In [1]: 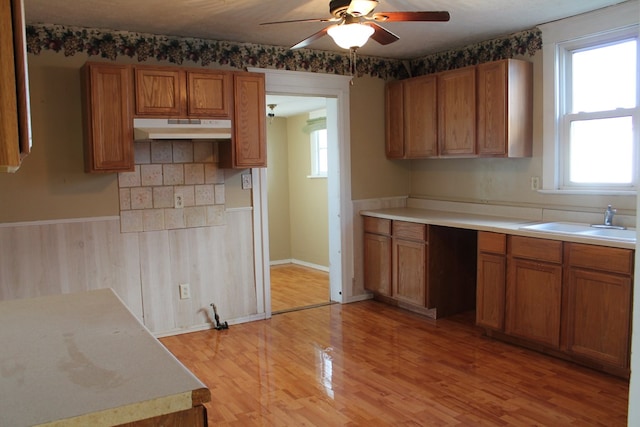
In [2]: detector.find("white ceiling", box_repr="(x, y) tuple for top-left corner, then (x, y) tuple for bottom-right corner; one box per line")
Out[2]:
(25, 0), (630, 60)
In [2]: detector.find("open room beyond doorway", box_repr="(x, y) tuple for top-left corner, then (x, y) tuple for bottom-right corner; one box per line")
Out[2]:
(266, 94), (332, 313)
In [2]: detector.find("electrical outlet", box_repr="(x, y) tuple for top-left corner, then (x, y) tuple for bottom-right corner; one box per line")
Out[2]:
(174, 193), (184, 209)
(179, 283), (190, 299)
(241, 173), (252, 190)
(530, 176), (540, 191)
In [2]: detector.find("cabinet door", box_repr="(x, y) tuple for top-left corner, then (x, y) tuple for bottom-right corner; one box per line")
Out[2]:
(438, 67), (476, 156)
(224, 72), (266, 168)
(392, 238), (427, 306)
(404, 75), (437, 158)
(565, 268), (632, 369)
(477, 59), (532, 157)
(187, 71), (232, 118)
(476, 252), (506, 330)
(363, 232), (392, 296)
(82, 63), (134, 172)
(135, 68), (183, 116)
(477, 60), (507, 156)
(506, 257), (562, 348)
(385, 80), (404, 158)
(0, 0), (31, 173)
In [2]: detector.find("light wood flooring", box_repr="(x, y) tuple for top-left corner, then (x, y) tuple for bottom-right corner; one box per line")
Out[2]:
(270, 264), (330, 313)
(161, 300), (629, 426)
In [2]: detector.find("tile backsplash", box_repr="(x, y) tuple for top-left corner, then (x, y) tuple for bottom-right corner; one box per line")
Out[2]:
(118, 141), (225, 233)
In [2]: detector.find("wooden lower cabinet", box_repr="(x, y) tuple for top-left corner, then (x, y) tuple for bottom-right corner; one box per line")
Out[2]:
(362, 216), (476, 318)
(563, 243), (633, 371)
(363, 217), (392, 296)
(392, 224), (427, 306)
(477, 234), (633, 377)
(506, 257), (563, 348)
(476, 232), (506, 330)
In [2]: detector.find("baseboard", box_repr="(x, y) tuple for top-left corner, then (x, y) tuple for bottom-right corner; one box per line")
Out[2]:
(343, 293), (374, 303)
(270, 258), (329, 272)
(153, 313), (267, 338)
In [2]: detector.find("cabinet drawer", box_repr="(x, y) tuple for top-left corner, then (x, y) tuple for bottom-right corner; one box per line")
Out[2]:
(393, 221), (427, 241)
(509, 236), (562, 263)
(566, 243), (633, 275)
(478, 232), (506, 254)
(363, 216), (391, 235)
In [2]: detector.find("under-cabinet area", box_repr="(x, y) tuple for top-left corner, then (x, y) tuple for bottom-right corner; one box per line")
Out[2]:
(362, 211), (634, 378)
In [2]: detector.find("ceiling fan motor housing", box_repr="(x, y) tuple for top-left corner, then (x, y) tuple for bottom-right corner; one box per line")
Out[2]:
(329, 0), (353, 17)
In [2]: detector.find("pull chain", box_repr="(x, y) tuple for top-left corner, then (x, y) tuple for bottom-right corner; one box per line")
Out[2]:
(349, 47), (357, 85)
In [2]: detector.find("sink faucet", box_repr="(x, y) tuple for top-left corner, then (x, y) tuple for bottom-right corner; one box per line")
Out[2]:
(604, 205), (616, 226)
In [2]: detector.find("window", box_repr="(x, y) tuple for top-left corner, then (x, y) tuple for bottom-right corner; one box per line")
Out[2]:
(310, 128), (328, 178)
(540, 3), (639, 194)
(560, 36), (637, 190)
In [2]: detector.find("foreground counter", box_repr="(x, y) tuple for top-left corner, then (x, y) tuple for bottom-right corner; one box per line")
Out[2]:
(0, 288), (210, 426)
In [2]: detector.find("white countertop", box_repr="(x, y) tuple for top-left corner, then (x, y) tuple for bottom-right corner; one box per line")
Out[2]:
(0, 289), (209, 427)
(360, 207), (636, 249)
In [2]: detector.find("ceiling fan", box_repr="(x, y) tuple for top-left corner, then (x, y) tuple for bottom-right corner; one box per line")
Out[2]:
(261, 0), (450, 51)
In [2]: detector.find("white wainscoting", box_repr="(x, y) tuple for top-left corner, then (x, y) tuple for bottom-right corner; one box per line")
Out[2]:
(0, 209), (259, 335)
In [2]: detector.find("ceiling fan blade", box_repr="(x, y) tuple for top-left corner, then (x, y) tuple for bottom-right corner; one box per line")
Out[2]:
(346, 0), (379, 16)
(291, 26), (333, 49)
(260, 17), (336, 25)
(365, 22), (399, 45)
(371, 11), (450, 22)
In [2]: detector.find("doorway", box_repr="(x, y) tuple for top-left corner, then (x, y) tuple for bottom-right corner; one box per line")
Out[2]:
(248, 67), (354, 318)
(265, 95), (331, 313)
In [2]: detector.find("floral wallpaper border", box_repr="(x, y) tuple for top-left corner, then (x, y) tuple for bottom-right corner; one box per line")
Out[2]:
(26, 23), (542, 80)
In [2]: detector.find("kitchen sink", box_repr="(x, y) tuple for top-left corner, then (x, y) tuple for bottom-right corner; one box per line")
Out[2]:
(519, 222), (636, 242)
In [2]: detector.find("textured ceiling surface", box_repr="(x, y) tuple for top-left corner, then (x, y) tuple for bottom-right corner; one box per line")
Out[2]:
(24, 0), (630, 59)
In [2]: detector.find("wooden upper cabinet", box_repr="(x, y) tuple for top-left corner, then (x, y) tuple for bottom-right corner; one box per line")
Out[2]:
(385, 76), (437, 159)
(135, 67), (183, 116)
(385, 80), (404, 158)
(186, 71), (232, 117)
(219, 72), (266, 168)
(0, 0), (31, 173)
(404, 75), (438, 158)
(82, 63), (134, 173)
(477, 59), (532, 157)
(438, 66), (476, 156)
(134, 67), (232, 118)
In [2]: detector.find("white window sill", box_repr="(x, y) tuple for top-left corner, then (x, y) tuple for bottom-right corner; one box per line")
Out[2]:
(538, 189), (636, 196)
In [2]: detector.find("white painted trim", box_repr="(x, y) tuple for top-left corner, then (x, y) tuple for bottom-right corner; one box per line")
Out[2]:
(153, 313), (267, 338)
(251, 168), (268, 317)
(269, 259), (330, 273)
(0, 216), (121, 228)
(248, 67), (353, 305)
(539, 1), (640, 191)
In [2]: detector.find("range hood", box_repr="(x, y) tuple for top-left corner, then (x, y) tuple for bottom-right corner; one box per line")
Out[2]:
(133, 118), (232, 140)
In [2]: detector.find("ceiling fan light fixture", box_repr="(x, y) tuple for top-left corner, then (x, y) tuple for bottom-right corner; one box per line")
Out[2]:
(327, 23), (374, 49)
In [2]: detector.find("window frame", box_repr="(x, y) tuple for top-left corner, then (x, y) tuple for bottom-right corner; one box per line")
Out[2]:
(540, 3), (640, 195)
(309, 127), (328, 178)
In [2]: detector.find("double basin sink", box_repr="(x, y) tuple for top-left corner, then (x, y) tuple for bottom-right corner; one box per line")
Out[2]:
(519, 222), (636, 242)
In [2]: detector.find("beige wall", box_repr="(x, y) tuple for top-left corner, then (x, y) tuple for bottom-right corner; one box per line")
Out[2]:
(0, 52), (251, 224)
(349, 75), (411, 200)
(266, 112), (330, 268)
(286, 113), (329, 267)
(266, 117), (292, 261)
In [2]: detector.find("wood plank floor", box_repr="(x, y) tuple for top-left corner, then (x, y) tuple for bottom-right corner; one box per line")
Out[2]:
(270, 264), (330, 313)
(161, 301), (629, 426)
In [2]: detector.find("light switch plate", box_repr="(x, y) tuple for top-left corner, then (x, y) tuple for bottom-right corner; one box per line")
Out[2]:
(241, 173), (252, 190)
